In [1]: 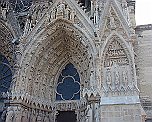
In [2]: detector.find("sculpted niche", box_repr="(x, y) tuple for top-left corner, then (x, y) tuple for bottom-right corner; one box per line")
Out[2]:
(102, 35), (134, 95)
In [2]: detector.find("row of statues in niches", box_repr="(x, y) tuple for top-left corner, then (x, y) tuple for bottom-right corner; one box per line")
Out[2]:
(104, 63), (131, 91)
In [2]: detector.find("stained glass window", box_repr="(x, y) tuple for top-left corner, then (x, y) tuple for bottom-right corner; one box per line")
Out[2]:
(0, 54), (12, 119)
(9, 0), (32, 12)
(56, 63), (80, 100)
(0, 54), (12, 93)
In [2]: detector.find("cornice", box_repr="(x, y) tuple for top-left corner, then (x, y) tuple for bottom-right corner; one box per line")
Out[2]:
(136, 24), (152, 32)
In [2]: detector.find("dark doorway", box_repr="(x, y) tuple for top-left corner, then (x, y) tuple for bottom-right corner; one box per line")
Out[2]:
(56, 111), (76, 122)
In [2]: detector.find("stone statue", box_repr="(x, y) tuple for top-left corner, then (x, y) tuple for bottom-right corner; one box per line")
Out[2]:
(121, 0), (128, 19)
(51, 7), (57, 19)
(86, 105), (92, 122)
(22, 110), (28, 122)
(90, 69), (95, 88)
(36, 115), (42, 122)
(65, 6), (71, 20)
(70, 10), (76, 22)
(43, 116), (49, 122)
(115, 70), (120, 85)
(112, 63), (120, 88)
(1, 6), (7, 20)
(106, 68), (112, 86)
(5, 107), (14, 122)
(57, 2), (65, 17)
(110, 14), (116, 29)
(23, 15), (32, 36)
(31, 110), (36, 122)
(0, 6), (2, 16)
(1, 109), (7, 122)
(14, 106), (22, 122)
(94, 103), (99, 122)
(122, 69), (128, 86)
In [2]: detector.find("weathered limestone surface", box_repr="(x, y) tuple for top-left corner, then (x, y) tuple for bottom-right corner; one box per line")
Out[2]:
(0, 0), (151, 122)
(136, 25), (152, 119)
(101, 104), (142, 122)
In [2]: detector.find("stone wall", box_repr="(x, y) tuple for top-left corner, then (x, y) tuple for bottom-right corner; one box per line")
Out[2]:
(100, 104), (143, 122)
(136, 24), (152, 119)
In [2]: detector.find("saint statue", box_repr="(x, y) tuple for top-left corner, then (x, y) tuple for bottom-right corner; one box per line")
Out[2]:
(57, 2), (65, 17)
(5, 107), (14, 122)
(109, 13), (116, 29)
(122, 69), (128, 86)
(106, 69), (112, 86)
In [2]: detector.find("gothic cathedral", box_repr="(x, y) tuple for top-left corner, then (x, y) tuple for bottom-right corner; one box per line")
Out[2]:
(0, 0), (152, 122)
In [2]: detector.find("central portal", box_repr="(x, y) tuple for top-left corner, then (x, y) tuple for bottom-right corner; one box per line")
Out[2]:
(56, 111), (76, 122)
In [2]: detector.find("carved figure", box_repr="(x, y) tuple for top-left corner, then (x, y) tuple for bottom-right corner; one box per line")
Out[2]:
(23, 15), (32, 36)
(1, 5), (8, 20)
(122, 69), (128, 86)
(94, 103), (99, 122)
(70, 10), (76, 22)
(0, 6), (2, 16)
(113, 63), (120, 87)
(115, 70), (120, 85)
(44, 116), (49, 122)
(86, 105), (92, 122)
(14, 106), (22, 122)
(106, 69), (112, 86)
(121, 0), (128, 19)
(5, 107), (14, 122)
(31, 110), (36, 122)
(65, 6), (71, 20)
(22, 110), (28, 122)
(110, 14), (116, 29)
(1, 109), (7, 122)
(90, 69), (95, 87)
(51, 7), (57, 19)
(36, 115), (42, 122)
(57, 2), (65, 16)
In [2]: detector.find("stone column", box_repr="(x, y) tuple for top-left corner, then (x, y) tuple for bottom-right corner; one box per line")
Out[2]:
(88, 95), (100, 122)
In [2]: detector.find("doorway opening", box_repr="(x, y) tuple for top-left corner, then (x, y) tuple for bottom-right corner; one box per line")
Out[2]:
(56, 111), (76, 122)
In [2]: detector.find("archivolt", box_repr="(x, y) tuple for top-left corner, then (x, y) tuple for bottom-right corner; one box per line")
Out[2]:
(17, 20), (95, 101)
(0, 20), (15, 66)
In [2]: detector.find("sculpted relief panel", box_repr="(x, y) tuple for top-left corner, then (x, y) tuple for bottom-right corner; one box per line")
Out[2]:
(102, 35), (134, 95)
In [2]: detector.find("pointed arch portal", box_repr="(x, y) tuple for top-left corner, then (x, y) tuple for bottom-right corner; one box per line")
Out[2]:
(56, 111), (76, 122)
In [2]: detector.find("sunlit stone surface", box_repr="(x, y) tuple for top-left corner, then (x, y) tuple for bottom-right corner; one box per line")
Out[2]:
(0, 0), (151, 122)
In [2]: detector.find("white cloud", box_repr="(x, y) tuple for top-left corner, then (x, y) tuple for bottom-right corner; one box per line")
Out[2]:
(135, 0), (152, 25)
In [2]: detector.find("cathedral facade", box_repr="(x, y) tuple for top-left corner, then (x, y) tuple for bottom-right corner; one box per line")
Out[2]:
(0, 0), (151, 122)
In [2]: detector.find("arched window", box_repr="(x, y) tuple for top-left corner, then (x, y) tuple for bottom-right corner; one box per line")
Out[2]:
(0, 53), (12, 119)
(0, 54), (12, 93)
(56, 63), (80, 100)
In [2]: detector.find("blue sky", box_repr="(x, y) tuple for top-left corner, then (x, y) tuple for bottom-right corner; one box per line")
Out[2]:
(135, 0), (152, 25)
